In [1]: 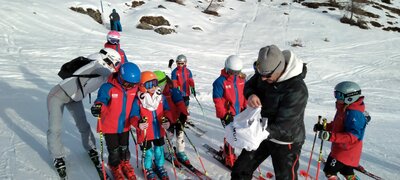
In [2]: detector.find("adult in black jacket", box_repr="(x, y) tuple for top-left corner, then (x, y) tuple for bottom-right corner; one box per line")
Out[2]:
(231, 45), (308, 180)
(109, 9), (122, 31)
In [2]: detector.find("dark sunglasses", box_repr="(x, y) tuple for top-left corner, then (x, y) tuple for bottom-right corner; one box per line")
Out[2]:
(144, 79), (158, 89)
(258, 61), (281, 78)
(177, 62), (185, 65)
(122, 79), (137, 89)
(226, 69), (241, 75)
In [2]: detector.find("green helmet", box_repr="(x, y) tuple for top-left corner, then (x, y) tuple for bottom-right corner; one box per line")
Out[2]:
(176, 54), (187, 63)
(334, 81), (361, 104)
(153, 70), (167, 87)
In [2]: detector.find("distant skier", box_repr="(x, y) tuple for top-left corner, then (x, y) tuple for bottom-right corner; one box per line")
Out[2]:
(313, 81), (368, 180)
(153, 70), (191, 167)
(91, 62), (141, 180)
(104, 30), (128, 64)
(109, 9), (122, 31)
(170, 54), (196, 108)
(130, 71), (173, 180)
(47, 48), (121, 179)
(212, 55), (247, 168)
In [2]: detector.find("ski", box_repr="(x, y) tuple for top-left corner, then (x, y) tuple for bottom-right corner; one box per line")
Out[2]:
(202, 144), (274, 180)
(355, 165), (383, 180)
(89, 151), (111, 180)
(165, 152), (211, 180)
(185, 121), (206, 137)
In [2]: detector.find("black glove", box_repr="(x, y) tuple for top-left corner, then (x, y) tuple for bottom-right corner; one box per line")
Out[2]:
(318, 131), (331, 141)
(313, 123), (324, 132)
(191, 87), (196, 97)
(178, 113), (187, 124)
(221, 113), (233, 127)
(91, 104), (102, 117)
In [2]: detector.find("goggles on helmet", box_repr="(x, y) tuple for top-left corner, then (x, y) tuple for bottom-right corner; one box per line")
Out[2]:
(257, 61), (281, 78)
(334, 90), (361, 100)
(103, 57), (119, 68)
(144, 79), (158, 89)
(108, 37), (119, 44)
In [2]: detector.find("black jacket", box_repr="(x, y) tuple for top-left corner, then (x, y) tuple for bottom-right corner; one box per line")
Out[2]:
(244, 64), (308, 144)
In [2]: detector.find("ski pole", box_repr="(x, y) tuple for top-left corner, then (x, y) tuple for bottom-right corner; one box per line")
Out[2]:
(140, 117), (148, 180)
(97, 116), (107, 180)
(305, 115), (322, 180)
(315, 118), (327, 180)
(162, 117), (178, 180)
(180, 122), (208, 175)
(129, 129), (139, 168)
(193, 95), (205, 117)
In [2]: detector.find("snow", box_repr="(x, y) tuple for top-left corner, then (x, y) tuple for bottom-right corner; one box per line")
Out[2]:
(1, 0), (399, 179)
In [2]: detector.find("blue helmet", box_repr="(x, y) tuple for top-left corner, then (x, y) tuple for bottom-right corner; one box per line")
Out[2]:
(120, 62), (141, 83)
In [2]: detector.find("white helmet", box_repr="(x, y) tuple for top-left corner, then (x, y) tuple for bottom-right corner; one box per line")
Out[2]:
(176, 54), (187, 63)
(98, 48), (121, 72)
(225, 55), (243, 72)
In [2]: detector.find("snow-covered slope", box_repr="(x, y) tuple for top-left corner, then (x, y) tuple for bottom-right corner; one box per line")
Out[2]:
(0, 0), (399, 179)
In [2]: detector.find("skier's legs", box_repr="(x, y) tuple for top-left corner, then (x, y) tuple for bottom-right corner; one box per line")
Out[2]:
(270, 142), (302, 180)
(116, 21), (122, 31)
(47, 85), (70, 159)
(118, 131), (130, 161)
(66, 100), (96, 151)
(105, 133), (121, 167)
(231, 139), (271, 180)
(176, 124), (185, 152)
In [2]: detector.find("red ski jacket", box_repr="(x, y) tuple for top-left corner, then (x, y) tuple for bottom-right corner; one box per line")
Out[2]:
(171, 65), (195, 97)
(212, 69), (247, 119)
(162, 84), (189, 122)
(326, 97), (367, 167)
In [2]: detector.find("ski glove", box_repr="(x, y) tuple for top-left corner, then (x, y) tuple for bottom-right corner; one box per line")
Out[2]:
(161, 117), (170, 129)
(91, 104), (102, 117)
(313, 123), (325, 132)
(138, 122), (148, 130)
(221, 113), (234, 127)
(178, 113), (188, 124)
(191, 87), (196, 97)
(318, 131), (331, 141)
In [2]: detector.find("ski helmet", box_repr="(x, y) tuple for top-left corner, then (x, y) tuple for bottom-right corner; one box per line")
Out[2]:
(334, 81), (362, 104)
(107, 30), (120, 44)
(98, 48), (121, 72)
(256, 45), (285, 78)
(176, 54), (187, 63)
(225, 55), (242, 74)
(153, 70), (167, 87)
(120, 62), (141, 84)
(139, 71), (158, 92)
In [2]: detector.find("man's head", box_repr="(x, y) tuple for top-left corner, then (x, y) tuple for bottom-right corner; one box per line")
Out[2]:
(256, 45), (286, 83)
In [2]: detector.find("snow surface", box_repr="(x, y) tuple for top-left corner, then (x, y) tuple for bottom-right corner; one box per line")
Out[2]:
(0, 0), (399, 179)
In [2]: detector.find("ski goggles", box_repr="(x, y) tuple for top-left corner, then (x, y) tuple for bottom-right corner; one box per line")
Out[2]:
(144, 79), (158, 89)
(103, 57), (119, 68)
(108, 37), (119, 45)
(257, 61), (282, 78)
(121, 79), (137, 89)
(334, 90), (361, 100)
(226, 69), (241, 75)
(177, 62), (185, 66)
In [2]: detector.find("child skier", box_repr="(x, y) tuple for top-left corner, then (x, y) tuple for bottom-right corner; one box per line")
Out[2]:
(171, 54), (196, 107)
(130, 71), (174, 180)
(153, 70), (191, 167)
(212, 55), (247, 168)
(314, 81), (368, 180)
(104, 30), (128, 64)
(91, 62), (141, 180)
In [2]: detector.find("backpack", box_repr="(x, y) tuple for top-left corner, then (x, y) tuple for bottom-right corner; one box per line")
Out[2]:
(58, 56), (99, 79)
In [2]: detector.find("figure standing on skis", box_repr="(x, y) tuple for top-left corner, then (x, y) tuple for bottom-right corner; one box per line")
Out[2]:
(130, 71), (174, 180)
(104, 30), (128, 64)
(231, 45), (308, 179)
(109, 9), (122, 31)
(212, 55), (247, 168)
(171, 54), (196, 108)
(154, 70), (192, 167)
(314, 81), (368, 180)
(91, 62), (141, 180)
(46, 48), (121, 178)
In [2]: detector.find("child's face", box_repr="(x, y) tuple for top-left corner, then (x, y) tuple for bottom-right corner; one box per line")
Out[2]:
(146, 86), (157, 94)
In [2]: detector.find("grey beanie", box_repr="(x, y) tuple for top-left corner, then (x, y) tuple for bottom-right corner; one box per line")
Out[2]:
(256, 45), (285, 76)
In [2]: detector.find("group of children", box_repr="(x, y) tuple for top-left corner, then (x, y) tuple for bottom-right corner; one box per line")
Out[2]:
(90, 30), (196, 180)
(87, 30), (367, 180)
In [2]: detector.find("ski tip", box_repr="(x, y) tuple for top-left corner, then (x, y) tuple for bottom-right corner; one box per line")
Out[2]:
(299, 170), (308, 176)
(266, 172), (274, 178)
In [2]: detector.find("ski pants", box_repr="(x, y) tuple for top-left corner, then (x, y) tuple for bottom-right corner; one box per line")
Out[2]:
(166, 123), (185, 152)
(47, 84), (96, 159)
(111, 20), (122, 32)
(231, 139), (302, 180)
(105, 131), (130, 167)
(141, 138), (165, 169)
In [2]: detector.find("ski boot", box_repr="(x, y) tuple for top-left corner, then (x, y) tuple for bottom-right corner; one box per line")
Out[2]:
(110, 164), (125, 180)
(222, 141), (236, 169)
(88, 149), (110, 180)
(120, 160), (136, 180)
(177, 152), (191, 167)
(54, 157), (67, 179)
(155, 166), (169, 180)
(145, 169), (157, 180)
